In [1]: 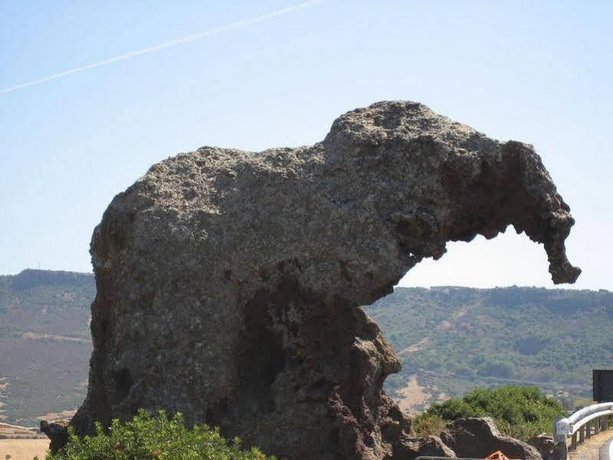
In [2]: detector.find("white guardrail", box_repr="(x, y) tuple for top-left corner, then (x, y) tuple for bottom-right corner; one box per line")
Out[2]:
(553, 402), (613, 460)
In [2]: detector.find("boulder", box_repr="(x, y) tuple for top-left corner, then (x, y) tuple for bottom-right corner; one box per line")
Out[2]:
(391, 434), (455, 459)
(65, 101), (579, 459)
(40, 420), (69, 454)
(528, 434), (556, 460)
(441, 417), (542, 460)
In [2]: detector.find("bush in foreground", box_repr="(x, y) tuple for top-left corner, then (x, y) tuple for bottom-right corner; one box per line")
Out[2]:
(47, 410), (274, 460)
(413, 385), (565, 441)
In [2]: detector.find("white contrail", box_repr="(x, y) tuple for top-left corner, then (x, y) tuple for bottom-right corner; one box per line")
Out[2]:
(0, 0), (322, 96)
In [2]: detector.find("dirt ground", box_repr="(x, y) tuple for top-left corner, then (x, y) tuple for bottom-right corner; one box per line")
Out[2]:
(399, 337), (430, 355)
(36, 410), (75, 422)
(568, 430), (613, 460)
(0, 422), (44, 439)
(0, 378), (7, 422)
(397, 375), (431, 414)
(0, 438), (48, 460)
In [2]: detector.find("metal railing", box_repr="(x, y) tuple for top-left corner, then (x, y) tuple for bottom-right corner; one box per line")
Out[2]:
(553, 402), (613, 460)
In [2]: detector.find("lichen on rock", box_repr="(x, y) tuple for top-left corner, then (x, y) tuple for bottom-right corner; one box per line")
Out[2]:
(61, 101), (579, 459)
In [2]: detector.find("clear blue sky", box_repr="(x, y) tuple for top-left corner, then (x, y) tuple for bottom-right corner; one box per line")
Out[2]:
(1, 1), (611, 290)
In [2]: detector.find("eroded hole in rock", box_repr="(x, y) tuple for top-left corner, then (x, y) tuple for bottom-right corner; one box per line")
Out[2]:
(114, 368), (133, 400)
(237, 289), (287, 415)
(205, 398), (228, 428)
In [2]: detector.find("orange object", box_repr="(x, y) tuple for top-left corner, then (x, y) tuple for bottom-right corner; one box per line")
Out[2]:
(484, 451), (515, 460)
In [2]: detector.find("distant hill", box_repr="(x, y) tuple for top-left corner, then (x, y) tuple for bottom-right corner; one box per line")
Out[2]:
(8, 269), (93, 292)
(0, 270), (610, 425)
(364, 286), (613, 413)
(0, 270), (94, 426)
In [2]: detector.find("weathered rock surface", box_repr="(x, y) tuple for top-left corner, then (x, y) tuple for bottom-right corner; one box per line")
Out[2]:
(392, 434), (456, 459)
(528, 434), (556, 460)
(441, 417), (542, 460)
(40, 420), (69, 454)
(63, 101), (578, 459)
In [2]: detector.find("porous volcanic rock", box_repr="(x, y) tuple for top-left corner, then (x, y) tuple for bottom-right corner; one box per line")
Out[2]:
(40, 420), (69, 454)
(65, 101), (579, 459)
(441, 417), (542, 460)
(528, 434), (556, 460)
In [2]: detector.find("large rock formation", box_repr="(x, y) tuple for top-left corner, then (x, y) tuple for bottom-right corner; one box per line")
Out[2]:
(66, 101), (579, 459)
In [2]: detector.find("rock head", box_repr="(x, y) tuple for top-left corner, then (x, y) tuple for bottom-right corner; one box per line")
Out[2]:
(66, 101), (579, 459)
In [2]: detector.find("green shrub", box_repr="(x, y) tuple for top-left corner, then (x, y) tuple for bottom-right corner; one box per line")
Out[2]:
(410, 412), (446, 437)
(418, 385), (565, 441)
(47, 409), (275, 460)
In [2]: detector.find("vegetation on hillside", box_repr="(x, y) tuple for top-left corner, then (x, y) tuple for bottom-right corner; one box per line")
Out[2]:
(412, 385), (566, 441)
(364, 286), (612, 410)
(0, 270), (94, 425)
(46, 410), (274, 460)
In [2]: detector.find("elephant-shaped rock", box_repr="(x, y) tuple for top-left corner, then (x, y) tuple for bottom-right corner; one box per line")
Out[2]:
(64, 101), (579, 459)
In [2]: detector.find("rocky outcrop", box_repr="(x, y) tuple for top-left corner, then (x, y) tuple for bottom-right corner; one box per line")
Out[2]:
(62, 101), (578, 459)
(528, 434), (555, 460)
(441, 417), (542, 460)
(40, 420), (69, 454)
(392, 434), (456, 459)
